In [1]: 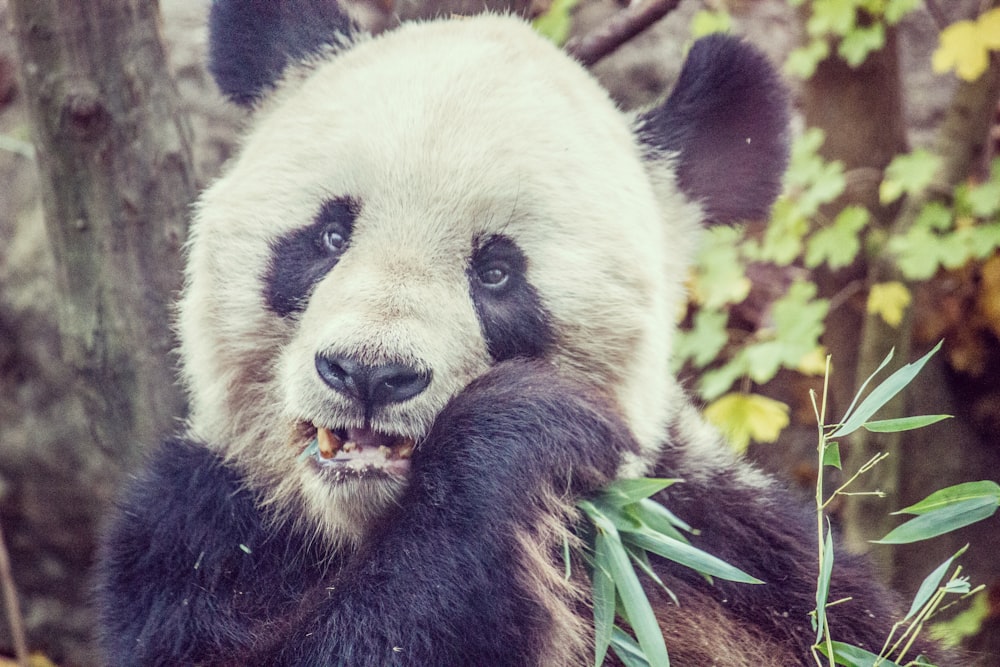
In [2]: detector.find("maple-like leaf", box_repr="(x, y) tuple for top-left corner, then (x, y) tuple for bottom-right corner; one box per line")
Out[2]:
(867, 281), (912, 328)
(932, 9), (1000, 81)
(704, 393), (790, 454)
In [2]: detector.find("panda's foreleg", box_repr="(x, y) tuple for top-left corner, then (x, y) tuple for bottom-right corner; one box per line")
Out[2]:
(95, 438), (331, 666)
(262, 359), (638, 666)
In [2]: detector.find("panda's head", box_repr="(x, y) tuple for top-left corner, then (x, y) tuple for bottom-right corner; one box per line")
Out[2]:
(179, 1), (788, 544)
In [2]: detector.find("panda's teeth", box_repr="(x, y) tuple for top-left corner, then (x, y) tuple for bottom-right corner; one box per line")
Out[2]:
(396, 438), (415, 460)
(316, 427), (343, 459)
(342, 440), (359, 454)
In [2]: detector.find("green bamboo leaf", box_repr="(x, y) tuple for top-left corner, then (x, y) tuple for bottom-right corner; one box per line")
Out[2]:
(599, 478), (679, 507)
(862, 414), (952, 433)
(875, 497), (998, 544)
(905, 547), (967, 622)
(633, 498), (692, 540)
(833, 347), (895, 434)
(623, 530), (762, 584)
(602, 527), (670, 666)
(577, 496), (643, 530)
(894, 481), (1000, 516)
(626, 544), (678, 605)
(592, 533), (617, 667)
(816, 640), (900, 667)
(610, 627), (651, 667)
(822, 442), (842, 469)
(830, 341), (942, 438)
(815, 521), (835, 642)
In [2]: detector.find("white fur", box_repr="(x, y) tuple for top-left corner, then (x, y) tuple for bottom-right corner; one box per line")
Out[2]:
(179, 15), (709, 544)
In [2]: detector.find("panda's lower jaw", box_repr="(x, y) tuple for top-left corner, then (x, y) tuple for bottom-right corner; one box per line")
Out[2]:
(301, 424), (415, 480)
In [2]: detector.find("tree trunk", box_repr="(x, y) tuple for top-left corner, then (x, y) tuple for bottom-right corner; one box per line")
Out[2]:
(800, 26), (908, 566)
(6, 1), (194, 661)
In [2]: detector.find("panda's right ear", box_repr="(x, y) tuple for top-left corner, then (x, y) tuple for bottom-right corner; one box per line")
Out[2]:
(634, 35), (790, 225)
(208, 0), (357, 107)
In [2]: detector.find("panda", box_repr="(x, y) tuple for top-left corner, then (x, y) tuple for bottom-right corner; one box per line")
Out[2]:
(96, 1), (944, 665)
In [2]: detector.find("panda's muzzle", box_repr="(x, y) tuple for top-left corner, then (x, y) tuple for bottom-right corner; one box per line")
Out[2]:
(314, 353), (431, 413)
(299, 355), (428, 478)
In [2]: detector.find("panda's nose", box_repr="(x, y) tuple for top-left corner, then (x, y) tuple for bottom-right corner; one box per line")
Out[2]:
(315, 354), (431, 408)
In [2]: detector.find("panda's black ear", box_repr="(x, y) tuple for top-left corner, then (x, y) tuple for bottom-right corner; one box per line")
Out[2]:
(635, 35), (790, 225)
(209, 0), (356, 107)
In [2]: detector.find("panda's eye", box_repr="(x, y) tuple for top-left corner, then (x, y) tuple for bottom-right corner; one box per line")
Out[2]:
(321, 226), (348, 253)
(476, 263), (509, 288)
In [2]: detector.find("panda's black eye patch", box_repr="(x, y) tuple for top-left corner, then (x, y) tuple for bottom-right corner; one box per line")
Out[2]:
(264, 196), (359, 317)
(468, 236), (553, 361)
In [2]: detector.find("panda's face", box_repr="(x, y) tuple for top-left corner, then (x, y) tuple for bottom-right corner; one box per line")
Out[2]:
(180, 15), (786, 543)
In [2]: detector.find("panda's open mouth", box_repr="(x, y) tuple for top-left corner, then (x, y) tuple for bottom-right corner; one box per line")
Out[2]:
(298, 422), (415, 479)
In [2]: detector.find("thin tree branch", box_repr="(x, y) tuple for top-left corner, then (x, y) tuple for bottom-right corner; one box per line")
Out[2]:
(565, 0), (683, 67)
(0, 519), (28, 667)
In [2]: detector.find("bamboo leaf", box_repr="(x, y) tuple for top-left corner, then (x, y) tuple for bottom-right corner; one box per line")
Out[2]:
(592, 533), (617, 667)
(602, 527), (670, 666)
(623, 530), (762, 584)
(815, 521), (835, 642)
(875, 497), (998, 544)
(633, 498), (692, 540)
(894, 481), (1000, 516)
(834, 347), (894, 434)
(610, 627), (651, 667)
(599, 478), (679, 507)
(822, 442), (842, 469)
(905, 547), (967, 622)
(862, 414), (951, 433)
(830, 341), (942, 438)
(816, 640), (900, 667)
(626, 544), (678, 606)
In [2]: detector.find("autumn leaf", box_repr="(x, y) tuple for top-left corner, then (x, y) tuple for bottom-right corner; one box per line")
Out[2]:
(932, 9), (1000, 81)
(797, 346), (829, 376)
(704, 393), (790, 454)
(867, 281), (912, 328)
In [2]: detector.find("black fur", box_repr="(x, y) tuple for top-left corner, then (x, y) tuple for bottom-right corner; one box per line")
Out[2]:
(264, 196), (358, 317)
(468, 235), (555, 361)
(96, 361), (634, 665)
(95, 438), (337, 663)
(209, 0), (355, 106)
(636, 35), (790, 224)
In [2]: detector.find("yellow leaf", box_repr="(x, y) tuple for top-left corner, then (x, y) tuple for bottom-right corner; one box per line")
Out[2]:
(867, 281), (912, 328)
(796, 346), (829, 376)
(932, 12), (1000, 81)
(704, 393), (790, 454)
(978, 8), (1000, 49)
(932, 20), (986, 80)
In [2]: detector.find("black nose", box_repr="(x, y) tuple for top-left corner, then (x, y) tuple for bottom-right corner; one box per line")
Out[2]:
(315, 354), (431, 409)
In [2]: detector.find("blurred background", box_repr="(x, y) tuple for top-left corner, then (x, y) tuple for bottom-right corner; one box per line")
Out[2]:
(0, 0), (998, 663)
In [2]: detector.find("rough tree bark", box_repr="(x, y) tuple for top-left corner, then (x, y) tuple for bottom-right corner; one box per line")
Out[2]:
(6, 0), (194, 661)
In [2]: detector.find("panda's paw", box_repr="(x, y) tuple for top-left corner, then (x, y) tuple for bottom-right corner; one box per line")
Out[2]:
(411, 359), (638, 504)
